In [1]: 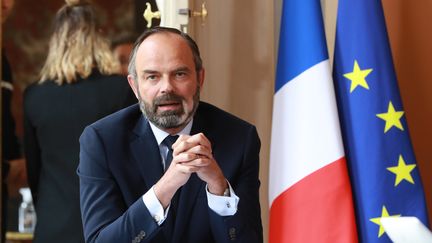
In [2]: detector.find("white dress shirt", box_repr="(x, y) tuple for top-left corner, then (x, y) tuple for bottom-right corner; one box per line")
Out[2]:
(142, 119), (239, 225)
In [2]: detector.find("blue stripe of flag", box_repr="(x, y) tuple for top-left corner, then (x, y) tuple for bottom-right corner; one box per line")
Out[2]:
(275, 0), (328, 92)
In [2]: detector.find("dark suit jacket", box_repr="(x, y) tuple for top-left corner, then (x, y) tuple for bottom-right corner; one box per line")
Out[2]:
(2, 53), (21, 161)
(78, 102), (263, 243)
(24, 72), (135, 243)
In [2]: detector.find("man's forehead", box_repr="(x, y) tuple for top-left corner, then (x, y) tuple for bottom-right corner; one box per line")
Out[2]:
(139, 32), (186, 49)
(135, 33), (194, 66)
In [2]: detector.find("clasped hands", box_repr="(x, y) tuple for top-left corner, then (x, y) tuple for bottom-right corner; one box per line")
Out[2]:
(154, 133), (228, 208)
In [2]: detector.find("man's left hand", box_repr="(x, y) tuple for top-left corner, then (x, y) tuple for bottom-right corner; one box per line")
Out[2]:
(172, 133), (227, 195)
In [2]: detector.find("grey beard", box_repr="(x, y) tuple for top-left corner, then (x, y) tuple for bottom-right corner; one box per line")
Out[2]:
(139, 100), (185, 129)
(138, 88), (200, 129)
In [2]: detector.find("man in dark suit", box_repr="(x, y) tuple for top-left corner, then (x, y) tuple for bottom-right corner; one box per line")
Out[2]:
(78, 27), (263, 243)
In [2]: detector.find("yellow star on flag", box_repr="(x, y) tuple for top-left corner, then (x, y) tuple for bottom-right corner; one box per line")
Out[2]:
(376, 101), (404, 133)
(343, 60), (373, 93)
(370, 206), (401, 238)
(387, 155), (416, 186)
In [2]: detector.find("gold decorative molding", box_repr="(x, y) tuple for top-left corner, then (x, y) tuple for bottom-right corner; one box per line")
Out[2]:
(143, 2), (160, 28)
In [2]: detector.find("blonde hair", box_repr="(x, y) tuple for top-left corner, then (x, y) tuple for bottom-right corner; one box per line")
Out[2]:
(39, 0), (120, 84)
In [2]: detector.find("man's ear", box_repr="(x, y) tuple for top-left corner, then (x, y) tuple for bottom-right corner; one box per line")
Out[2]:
(198, 68), (205, 89)
(127, 75), (139, 100)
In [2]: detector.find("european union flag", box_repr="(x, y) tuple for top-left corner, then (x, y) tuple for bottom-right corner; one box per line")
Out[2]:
(333, 0), (429, 242)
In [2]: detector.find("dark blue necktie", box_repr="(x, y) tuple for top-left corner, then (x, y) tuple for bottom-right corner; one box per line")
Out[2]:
(162, 135), (179, 170)
(161, 135), (180, 239)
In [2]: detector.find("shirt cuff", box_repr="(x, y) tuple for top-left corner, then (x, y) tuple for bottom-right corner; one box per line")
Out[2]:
(206, 181), (239, 216)
(142, 186), (170, 225)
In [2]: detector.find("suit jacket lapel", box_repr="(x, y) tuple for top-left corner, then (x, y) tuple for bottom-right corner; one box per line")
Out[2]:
(130, 115), (164, 190)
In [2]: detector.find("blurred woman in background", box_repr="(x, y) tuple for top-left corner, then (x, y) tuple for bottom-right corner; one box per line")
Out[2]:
(23, 0), (135, 242)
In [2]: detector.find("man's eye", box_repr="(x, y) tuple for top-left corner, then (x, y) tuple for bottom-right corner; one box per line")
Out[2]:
(146, 75), (157, 80)
(176, 72), (187, 78)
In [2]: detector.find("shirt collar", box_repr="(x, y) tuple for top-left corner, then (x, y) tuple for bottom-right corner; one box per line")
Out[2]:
(149, 119), (193, 146)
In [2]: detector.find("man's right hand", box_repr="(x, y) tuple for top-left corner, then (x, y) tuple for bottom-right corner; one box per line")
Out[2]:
(153, 135), (195, 208)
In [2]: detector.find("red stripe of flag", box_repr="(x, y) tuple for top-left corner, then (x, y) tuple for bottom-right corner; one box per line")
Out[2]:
(269, 157), (358, 242)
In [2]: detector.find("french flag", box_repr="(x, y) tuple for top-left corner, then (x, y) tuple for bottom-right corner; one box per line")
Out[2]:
(268, 1), (358, 242)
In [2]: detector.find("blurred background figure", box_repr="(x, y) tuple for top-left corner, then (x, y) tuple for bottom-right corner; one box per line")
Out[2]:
(2, 0), (15, 23)
(2, 0), (27, 241)
(23, 0), (136, 242)
(111, 32), (137, 76)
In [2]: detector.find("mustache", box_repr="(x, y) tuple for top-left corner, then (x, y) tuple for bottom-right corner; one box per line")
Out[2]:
(153, 93), (183, 106)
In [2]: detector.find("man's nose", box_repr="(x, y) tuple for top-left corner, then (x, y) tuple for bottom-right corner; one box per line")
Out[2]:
(160, 76), (174, 93)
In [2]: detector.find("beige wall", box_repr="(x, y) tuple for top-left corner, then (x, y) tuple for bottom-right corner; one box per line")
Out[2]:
(192, 1), (275, 241)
